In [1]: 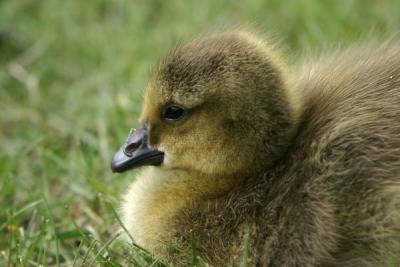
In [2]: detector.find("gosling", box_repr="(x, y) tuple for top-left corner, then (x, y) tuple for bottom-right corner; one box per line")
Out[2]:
(111, 30), (400, 266)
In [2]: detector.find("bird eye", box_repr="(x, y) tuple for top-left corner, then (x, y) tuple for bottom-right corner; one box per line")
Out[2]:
(162, 105), (186, 122)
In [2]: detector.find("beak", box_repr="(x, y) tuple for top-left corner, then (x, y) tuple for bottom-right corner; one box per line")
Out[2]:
(111, 126), (164, 173)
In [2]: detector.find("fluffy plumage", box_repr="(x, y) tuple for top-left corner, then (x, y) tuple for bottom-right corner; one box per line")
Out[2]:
(119, 30), (400, 266)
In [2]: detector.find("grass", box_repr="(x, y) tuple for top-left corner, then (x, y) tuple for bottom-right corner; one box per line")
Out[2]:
(1, 0), (400, 266)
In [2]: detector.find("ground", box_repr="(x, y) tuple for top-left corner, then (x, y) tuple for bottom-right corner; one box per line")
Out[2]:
(1, 0), (400, 266)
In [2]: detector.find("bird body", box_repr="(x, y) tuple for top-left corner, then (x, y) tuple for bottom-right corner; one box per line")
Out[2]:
(113, 31), (400, 266)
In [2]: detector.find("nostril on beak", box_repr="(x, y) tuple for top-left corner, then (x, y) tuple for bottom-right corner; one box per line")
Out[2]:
(124, 142), (141, 156)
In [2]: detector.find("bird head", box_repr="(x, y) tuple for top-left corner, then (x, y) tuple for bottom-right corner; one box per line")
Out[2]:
(112, 31), (298, 180)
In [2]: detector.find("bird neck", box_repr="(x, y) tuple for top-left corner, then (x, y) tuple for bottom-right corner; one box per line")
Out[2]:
(121, 166), (242, 251)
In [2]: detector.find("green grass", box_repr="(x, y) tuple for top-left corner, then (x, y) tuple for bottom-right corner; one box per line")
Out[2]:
(1, 0), (400, 266)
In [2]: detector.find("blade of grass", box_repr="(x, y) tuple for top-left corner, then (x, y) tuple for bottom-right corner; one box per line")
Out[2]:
(87, 232), (120, 267)
(72, 238), (85, 267)
(42, 197), (60, 266)
(0, 199), (43, 231)
(242, 232), (250, 267)
(81, 239), (98, 267)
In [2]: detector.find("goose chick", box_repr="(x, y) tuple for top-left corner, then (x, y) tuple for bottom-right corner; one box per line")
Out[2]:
(111, 31), (400, 266)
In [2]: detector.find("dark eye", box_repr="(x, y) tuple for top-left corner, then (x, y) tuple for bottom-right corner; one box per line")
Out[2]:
(162, 105), (186, 122)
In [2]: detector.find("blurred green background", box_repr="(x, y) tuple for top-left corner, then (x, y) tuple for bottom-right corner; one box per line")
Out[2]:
(1, 0), (400, 266)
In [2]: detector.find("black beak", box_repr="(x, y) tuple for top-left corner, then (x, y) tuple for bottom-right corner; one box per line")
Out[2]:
(111, 126), (164, 173)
